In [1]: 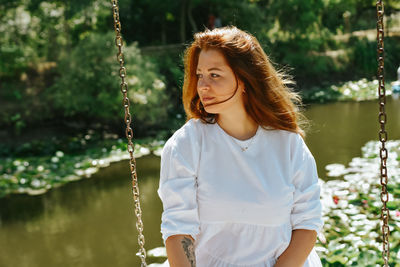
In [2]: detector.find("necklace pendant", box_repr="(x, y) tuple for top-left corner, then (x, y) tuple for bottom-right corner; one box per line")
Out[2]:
(241, 147), (247, 152)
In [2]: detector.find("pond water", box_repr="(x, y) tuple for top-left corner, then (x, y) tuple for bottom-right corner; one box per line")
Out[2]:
(0, 97), (399, 267)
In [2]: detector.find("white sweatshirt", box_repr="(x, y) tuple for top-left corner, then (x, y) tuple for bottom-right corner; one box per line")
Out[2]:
(157, 118), (323, 267)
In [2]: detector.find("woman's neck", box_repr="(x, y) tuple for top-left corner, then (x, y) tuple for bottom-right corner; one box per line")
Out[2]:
(216, 110), (258, 141)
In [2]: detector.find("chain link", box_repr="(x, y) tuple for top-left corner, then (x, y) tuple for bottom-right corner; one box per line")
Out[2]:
(376, 1), (390, 266)
(110, 1), (147, 266)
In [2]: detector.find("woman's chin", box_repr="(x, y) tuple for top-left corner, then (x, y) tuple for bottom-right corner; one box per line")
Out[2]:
(203, 107), (219, 114)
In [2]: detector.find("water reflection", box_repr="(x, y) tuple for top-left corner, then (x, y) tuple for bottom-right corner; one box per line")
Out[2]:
(0, 156), (165, 267)
(0, 97), (399, 266)
(304, 96), (400, 179)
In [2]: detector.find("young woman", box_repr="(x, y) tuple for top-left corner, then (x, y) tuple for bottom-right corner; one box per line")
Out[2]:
(156, 26), (323, 267)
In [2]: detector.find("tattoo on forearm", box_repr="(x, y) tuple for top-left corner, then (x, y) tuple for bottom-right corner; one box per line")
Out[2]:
(181, 237), (196, 267)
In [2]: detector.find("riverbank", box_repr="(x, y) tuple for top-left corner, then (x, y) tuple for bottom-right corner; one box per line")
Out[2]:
(301, 78), (395, 104)
(0, 131), (164, 198)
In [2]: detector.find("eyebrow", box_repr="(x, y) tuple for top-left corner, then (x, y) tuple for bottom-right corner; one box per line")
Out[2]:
(196, 67), (223, 72)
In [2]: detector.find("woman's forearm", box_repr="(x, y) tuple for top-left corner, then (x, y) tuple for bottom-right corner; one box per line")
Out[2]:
(274, 229), (317, 267)
(165, 234), (196, 267)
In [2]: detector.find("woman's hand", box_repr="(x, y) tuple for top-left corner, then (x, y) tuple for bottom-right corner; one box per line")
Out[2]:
(165, 234), (196, 267)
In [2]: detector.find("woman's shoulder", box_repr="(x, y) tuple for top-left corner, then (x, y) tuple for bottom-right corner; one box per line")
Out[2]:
(163, 118), (205, 153)
(260, 126), (302, 143)
(168, 118), (204, 142)
(259, 126), (308, 154)
(260, 127), (312, 165)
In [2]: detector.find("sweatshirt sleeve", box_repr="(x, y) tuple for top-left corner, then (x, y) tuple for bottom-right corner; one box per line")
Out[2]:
(290, 133), (323, 235)
(157, 122), (201, 244)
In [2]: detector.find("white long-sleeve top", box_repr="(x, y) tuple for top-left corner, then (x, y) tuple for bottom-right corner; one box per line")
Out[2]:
(157, 118), (323, 267)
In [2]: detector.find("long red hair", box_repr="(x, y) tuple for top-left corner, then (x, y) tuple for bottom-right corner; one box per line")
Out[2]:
(182, 26), (307, 138)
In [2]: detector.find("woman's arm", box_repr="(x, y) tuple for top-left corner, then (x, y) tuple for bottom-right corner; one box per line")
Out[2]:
(165, 234), (196, 267)
(274, 229), (317, 267)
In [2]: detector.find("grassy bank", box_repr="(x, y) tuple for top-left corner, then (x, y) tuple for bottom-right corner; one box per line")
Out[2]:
(0, 130), (164, 198)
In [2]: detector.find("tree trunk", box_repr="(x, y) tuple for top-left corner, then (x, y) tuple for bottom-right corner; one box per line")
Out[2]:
(180, 0), (187, 43)
(161, 19), (167, 44)
(385, 0), (390, 37)
(187, 0), (197, 33)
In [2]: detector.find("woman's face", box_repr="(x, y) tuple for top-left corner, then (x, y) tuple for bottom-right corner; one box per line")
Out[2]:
(196, 49), (245, 114)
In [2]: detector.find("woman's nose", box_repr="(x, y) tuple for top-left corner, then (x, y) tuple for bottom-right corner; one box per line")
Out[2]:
(198, 77), (210, 90)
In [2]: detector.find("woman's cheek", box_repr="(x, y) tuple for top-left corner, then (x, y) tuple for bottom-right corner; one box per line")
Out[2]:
(211, 79), (223, 87)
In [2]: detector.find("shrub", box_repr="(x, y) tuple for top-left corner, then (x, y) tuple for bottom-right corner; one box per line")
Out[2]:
(47, 31), (170, 136)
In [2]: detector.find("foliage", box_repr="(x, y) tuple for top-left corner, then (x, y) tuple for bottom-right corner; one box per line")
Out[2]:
(1, 0), (400, 137)
(349, 37), (379, 78)
(19, 31), (170, 135)
(145, 50), (186, 127)
(47, 32), (120, 120)
(270, 0), (325, 36)
(0, 4), (37, 78)
(0, 45), (29, 78)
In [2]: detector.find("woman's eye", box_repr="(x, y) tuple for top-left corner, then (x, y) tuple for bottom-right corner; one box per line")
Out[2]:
(211, 73), (220, 78)
(196, 73), (203, 79)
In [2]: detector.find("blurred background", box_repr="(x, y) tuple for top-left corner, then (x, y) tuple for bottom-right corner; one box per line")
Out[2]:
(1, 0), (400, 266)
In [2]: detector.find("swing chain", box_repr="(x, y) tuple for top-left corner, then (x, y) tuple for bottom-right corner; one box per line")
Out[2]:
(376, 1), (390, 266)
(111, 1), (147, 266)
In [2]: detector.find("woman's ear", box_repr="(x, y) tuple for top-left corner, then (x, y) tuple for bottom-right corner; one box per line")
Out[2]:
(239, 79), (246, 93)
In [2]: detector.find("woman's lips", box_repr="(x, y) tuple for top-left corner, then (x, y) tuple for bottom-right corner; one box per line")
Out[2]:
(202, 97), (214, 102)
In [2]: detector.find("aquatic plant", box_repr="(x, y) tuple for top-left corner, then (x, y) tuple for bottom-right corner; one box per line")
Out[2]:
(302, 78), (394, 104)
(317, 140), (400, 265)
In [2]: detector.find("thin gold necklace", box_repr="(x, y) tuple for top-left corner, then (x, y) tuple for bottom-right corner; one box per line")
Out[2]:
(232, 130), (257, 152)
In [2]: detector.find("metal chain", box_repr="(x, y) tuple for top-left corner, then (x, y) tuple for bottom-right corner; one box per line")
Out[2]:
(109, 1), (390, 266)
(110, 1), (147, 266)
(376, 1), (390, 266)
